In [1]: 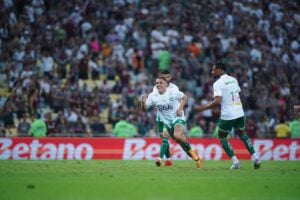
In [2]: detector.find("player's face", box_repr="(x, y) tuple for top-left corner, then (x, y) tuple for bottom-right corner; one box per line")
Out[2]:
(155, 78), (168, 94)
(211, 65), (220, 78)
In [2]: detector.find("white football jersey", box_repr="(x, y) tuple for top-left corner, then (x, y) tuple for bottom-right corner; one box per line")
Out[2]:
(145, 89), (185, 127)
(213, 74), (244, 120)
(153, 82), (179, 121)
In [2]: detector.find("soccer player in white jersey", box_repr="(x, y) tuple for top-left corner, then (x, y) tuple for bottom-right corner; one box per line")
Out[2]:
(152, 71), (179, 166)
(195, 62), (261, 169)
(142, 77), (202, 168)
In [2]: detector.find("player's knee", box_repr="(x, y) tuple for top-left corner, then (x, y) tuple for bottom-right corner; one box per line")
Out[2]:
(173, 133), (179, 140)
(173, 132), (181, 141)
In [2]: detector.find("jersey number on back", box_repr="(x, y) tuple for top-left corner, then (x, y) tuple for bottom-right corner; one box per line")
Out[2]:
(230, 90), (241, 105)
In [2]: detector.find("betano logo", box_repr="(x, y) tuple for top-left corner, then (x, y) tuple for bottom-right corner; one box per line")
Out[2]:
(254, 140), (300, 160)
(122, 138), (223, 160)
(0, 139), (94, 160)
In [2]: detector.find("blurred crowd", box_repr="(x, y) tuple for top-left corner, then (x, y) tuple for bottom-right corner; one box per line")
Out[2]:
(0, 0), (299, 138)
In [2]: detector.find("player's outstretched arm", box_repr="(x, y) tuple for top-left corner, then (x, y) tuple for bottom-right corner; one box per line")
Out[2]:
(195, 96), (221, 112)
(140, 94), (148, 112)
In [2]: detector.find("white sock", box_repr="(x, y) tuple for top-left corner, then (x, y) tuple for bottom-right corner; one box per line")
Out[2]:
(231, 156), (239, 164)
(166, 157), (172, 161)
(157, 157), (162, 161)
(251, 153), (258, 161)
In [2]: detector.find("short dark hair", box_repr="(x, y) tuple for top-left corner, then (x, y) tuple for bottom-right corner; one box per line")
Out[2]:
(214, 62), (227, 72)
(158, 70), (171, 75)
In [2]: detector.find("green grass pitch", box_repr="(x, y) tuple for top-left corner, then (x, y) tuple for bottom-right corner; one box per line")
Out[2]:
(0, 160), (299, 200)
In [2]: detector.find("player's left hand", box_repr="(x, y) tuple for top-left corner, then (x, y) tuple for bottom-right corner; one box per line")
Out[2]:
(177, 109), (183, 116)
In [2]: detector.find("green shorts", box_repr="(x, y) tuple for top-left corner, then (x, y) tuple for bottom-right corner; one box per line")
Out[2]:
(218, 116), (245, 133)
(163, 119), (186, 139)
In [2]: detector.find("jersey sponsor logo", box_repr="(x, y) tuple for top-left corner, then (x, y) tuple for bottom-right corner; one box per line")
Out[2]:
(225, 80), (235, 85)
(157, 104), (173, 112)
(169, 97), (174, 101)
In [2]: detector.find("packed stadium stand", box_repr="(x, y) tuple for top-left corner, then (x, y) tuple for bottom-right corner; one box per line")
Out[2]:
(0, 0), (299, 138)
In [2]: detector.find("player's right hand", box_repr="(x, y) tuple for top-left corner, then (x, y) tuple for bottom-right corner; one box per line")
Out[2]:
(141, 94), (148, 103)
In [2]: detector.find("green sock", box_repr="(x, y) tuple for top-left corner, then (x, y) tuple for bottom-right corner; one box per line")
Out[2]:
(240, 134), (255, 154)
(181, 141), (192, 152)
(159, 138), (169, 158)
(178, 141), (192, 157)
(165, 143), (171, 158)
(220, 138), (235, 158)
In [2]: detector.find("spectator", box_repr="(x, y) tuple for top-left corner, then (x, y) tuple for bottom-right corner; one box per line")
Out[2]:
(71, 117), (87, 137)
(132, 48), (144, 73)
(245, 118), (258, 138)
(55, 117), (70, 137)
(78, 54), (89, 80)
(158, 47), (171, 72)
(0, 121), (6, 137)
(275, 119), (290, 138)
(89, 57), (101, 80)
(189, 125), (204, 138)
(1, 104), (15, 129)
(50, 85), (65, 112)
(44, 112), (56, 137)
(188, 39), (202, 58)
(200, 94), (213, 133)
(14, 90), (26, 119)
(256, 116), (270, 138)
(55, 49), (70, 79)
(289, 117), (300, 139)
(111, 40), (125, 64)
(101, 42), (112, 58)
(89, 36), (101, 58)
(40, 51), (54, 79)
(89, 116), (106, 137)
(30, 114), (47, 137)
(0, 94), (7, 108)
(17, 116), (31, 137)
(113, 120), (137, 138)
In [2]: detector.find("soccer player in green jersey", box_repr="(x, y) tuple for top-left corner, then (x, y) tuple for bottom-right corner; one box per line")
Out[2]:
(195, 62), (261, 169)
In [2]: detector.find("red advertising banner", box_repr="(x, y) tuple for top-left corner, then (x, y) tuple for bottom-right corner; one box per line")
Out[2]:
(0, 138), (299, 161)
